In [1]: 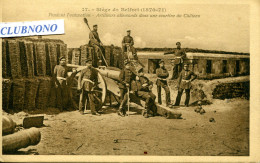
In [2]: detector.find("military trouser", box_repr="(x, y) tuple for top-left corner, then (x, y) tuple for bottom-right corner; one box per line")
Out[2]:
(56, 81), (69, 110)
(122, 45), (136, 55)
(79, 90), (96, 113)
(119, 88), (129, 114)
(174, 88), (190, 106)
(157, 83), (171, 106)
(92, 44), (105, 67)
(171, 63), (183, 80)
(137, 91), (157, 115)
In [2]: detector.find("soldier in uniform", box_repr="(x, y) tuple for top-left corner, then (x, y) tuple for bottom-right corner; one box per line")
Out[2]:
(77, 58), (100, 115)
(131, 70), (157, 118)
(156, 60), (173, 108)
(118, 60), (137, 116)
(89, 24), (105, 66)
(53, 56), (69, 111)
(171, 42), (187, 79)
(174, 63), (197, 107)
(122, 30), (137, 60)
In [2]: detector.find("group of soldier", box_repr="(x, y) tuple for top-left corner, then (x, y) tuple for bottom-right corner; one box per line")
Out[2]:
(53, 24), (197, 118)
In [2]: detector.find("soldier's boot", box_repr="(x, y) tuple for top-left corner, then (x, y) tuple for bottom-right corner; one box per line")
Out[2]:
(79, 107), (84, 115)
(144, 106), (149, 118)
(118, 107), (125, 117)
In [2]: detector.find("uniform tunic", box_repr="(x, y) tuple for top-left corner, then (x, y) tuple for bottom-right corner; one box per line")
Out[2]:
(118, 66), (137, 110)
(171, 48), (187, 79)
(89, 30), (101, 46)
(89, 30), (105, 66)
(122, 36), (134, 46)
(78, 66), (99, 113)
(122, 35), (136, 55)
(177, 70), (197, 89)
(53, 65), (69, 110)
(174, 69), (197, 106)
(156, 67), (171, 105)
(131, 79), (157, 114)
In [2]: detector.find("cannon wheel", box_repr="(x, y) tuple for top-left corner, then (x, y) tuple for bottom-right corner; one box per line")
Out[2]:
(84, 72), (107, 112)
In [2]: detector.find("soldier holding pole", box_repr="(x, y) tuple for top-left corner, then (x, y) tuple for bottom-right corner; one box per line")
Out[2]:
(89, 24), (106, 66)
(118, 60), (137, 116)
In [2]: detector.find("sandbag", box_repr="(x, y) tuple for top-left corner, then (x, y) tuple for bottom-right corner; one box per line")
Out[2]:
(34, 42), (46, 76)
(8, 40), (22, 78)
(18, 41), (29, 77)
(48, 42), (58, 75)
(24, 41), (35, 77)
(2, 79), (12, 112)
(24, 78), (40, 110)
(71, 49), (80, 65)
(10, 79), (26, 111)
(80, 45), (88, 66)
(35, 77), (51, 109)
(2, 39), (7, 78)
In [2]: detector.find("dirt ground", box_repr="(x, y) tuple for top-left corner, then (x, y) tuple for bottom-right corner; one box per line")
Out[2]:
(3, 97), (249, 156)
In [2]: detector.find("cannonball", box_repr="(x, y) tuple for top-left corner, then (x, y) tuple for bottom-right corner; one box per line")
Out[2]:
(209, 118), (215, 122)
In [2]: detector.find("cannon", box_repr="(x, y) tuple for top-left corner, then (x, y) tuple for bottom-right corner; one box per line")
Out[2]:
(67, 64), (182, 119)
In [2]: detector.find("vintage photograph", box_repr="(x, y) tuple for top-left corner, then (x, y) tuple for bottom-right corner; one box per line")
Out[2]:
(1, 0), (254, 161)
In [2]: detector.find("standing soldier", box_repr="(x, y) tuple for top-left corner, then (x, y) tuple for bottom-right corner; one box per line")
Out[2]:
(53, 56), (69, 111)
(118, 60), (137, 116)
(89, 24), (105, 66)
(174, 63), (197, 107)
(122, 30), (137, 60)
(171, 42), (187, 79)
(156, 60), (173, 108)
(77, 58), (100, 115)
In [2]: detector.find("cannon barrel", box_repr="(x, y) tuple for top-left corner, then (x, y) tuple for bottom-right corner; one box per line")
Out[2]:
(3, 127), (41, 153)
(97, 68), (120, 81)
(67, 64), (121, 81)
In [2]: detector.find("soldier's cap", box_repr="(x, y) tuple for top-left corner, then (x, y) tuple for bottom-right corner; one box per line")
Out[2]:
(85, 58), (92, 63)
(59, 56), (66, 61)
(159, 60), (165, 64)
(127, 30), (131, 32)
(93, 24), (98, 27)
(176, 42), (181, 45)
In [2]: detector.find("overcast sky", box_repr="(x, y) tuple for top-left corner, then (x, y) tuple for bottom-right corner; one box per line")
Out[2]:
(2, 0), (249, 53)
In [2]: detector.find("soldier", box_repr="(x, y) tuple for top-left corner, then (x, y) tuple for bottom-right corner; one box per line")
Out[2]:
(156, 60), (173, 108)
(174, 63), (197, 107)
(118, 60), (137, 116)
(77, 58), (100, 115)
(171, 42), (187, 79)
(89, 24), (105, 66)
(122, 30), (137, 60)
(138, 68), (156, 102)
(131, 71), (157, 118)
(53, 56), (69, 111)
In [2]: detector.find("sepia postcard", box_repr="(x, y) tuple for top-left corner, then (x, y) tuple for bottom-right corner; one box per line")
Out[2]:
(0, 0), (259, 162)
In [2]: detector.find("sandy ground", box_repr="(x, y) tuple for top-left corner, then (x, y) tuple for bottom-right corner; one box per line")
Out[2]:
(3, 97), (249, 156)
